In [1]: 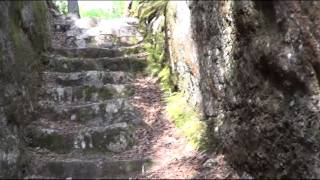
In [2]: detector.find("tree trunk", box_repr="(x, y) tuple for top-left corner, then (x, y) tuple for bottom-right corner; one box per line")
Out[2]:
(67, 0), (80, 18)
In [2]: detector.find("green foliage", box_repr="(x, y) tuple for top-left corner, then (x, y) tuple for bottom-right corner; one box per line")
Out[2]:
(158, 65), (172, 94)
(144, 33), (164, 74)
(54, 1), (127, 19)
(53, 0), (67, 15)
(135, 0), (168, 30)
(136, 0), (207, 150)
(80, 8), (112, 19)
(166, 92), (206, 149)
(129, 1), (139, 16)
(135, 1), (172, 94)
(80, 1), (127, 19)
(143, 31), (174, 95)
(134, 0), (175, 95)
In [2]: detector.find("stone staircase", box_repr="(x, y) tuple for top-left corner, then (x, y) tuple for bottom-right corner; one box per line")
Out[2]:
(23, 45), (150, 179)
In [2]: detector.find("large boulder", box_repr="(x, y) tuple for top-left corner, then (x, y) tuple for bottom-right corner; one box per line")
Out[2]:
(167, 1), (320, 178)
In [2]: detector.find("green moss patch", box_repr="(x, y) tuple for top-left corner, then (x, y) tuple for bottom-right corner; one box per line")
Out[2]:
(165, 92), (206, 149)
(82, 85), (114, 101)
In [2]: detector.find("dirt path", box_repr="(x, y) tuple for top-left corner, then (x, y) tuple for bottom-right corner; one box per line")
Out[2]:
(130, 76), (197, 178)
(113, 75), (240, 179)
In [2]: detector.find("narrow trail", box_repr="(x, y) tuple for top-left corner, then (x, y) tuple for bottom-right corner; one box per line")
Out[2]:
(117, 76), (198, 178)
(121, 76), (238, 179)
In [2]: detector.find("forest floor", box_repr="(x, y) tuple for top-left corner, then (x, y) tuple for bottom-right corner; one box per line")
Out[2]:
(116, 76), (240, 179)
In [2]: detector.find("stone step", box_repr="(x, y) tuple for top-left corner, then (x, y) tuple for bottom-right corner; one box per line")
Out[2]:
(43, 54), (147, 72)
(38, 98), (142, 125)
(42, 71), (133, 87)
(49, 45), (144, 58)
(25, 120), (135, 154)
(25, 150), (151, 179)
(50, 47), (123, 58)
(40, 84), (134, 103)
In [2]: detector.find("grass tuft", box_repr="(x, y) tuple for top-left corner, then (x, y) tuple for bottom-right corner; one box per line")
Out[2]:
(166, 92), (206, 149)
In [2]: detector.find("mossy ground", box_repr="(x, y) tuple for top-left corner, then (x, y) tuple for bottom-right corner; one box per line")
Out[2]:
(165, 92), (206, 149)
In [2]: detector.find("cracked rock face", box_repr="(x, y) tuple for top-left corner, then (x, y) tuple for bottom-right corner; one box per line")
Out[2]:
(168, 1), (320, 178)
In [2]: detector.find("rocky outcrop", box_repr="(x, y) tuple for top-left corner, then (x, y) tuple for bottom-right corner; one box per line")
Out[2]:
(167, 1), (320, 178)
(0, 1), (49, 178)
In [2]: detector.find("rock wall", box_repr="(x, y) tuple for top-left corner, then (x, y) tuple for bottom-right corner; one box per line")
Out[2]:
(0, 1), (49, 178)
(166, 1), (202, 109)
(167, 1), (320, 178)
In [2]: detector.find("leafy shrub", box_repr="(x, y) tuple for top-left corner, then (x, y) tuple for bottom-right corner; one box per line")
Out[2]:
(133, 1), (174, 95)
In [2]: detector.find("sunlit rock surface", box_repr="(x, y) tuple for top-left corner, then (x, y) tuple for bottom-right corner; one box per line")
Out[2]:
(52, 12), (142, 48)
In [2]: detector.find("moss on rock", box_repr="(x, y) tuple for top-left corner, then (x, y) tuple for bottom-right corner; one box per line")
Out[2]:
(0, 1), (50, 178)
(166, 92), (206, 149)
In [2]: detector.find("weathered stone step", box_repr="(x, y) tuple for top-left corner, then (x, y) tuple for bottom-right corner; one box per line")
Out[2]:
(40, 84), (134, 103)
(25, 150), (151, 179)
(42, 71), (133, 87)
(49, 45), (144, 58)
(43, 54), (147, 72)
(25, 120), (135, 154)
(38, 98), (141, 125)
(50, 48), (123, 58)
